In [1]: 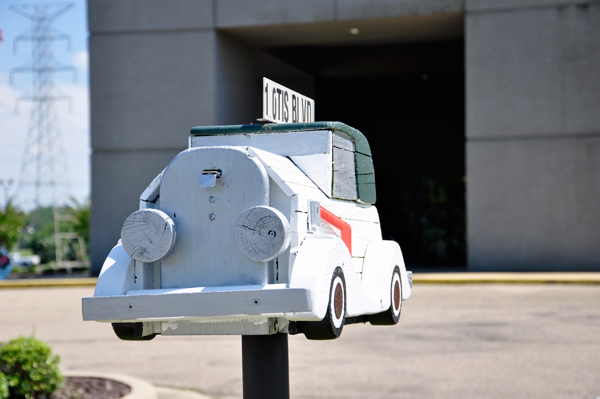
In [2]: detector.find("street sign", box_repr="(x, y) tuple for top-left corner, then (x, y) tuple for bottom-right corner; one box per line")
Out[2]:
(262, 78), (314, 124)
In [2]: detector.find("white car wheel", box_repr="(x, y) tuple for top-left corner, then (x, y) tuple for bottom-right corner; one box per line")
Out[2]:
(301, 267), (346, 340)
(330, 274), (346, 330)
(369, 266), (402, 326)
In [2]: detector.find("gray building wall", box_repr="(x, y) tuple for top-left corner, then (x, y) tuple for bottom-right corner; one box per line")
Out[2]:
(466, 0), (600, 270)
(88, 0), (600, 274)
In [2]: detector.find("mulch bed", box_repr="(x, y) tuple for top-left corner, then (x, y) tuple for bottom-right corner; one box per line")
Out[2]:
(50, 377), (131, 399)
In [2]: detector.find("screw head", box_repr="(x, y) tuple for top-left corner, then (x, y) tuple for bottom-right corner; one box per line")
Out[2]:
(209, 213), (216, 221)
(209, 196), (216, 203)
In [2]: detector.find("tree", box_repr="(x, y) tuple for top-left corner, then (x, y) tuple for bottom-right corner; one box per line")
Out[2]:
(66, 197), (90, 250)
(20, 207), (55, 264)
(0, 201), (25, 251)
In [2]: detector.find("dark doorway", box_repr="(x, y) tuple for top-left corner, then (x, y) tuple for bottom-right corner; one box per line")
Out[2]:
(268, 40), (466, 268)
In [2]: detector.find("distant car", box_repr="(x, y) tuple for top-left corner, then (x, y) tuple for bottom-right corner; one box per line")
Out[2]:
(9, 253), (41, 267)
(83, 122), (412, 340)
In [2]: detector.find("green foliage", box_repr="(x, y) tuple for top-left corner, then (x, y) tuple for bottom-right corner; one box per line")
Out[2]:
(0, 371), (9, 399)
(0, 200), (26, 250)
(65, 197), (90, 251)
(0, 336), (63, 399)
(21, 207), (56, 264)
(19, 199), (91, 264)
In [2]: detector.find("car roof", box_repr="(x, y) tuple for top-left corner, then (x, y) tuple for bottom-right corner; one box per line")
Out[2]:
(190, 122), (376, 204)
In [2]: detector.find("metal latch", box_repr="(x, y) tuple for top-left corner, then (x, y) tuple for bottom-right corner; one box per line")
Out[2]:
(200, 169), (222, 188)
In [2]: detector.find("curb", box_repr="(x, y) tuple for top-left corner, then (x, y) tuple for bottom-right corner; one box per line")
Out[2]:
(2, 273), (600, 288)
(62, 371), (213, 399)
(0, 277), (97, 288)
(413, 272), (600, 284)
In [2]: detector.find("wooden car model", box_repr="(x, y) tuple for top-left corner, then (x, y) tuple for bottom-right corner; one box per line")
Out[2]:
(82, 122), (412, 340)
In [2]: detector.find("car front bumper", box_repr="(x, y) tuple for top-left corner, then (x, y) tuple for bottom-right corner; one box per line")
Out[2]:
(82, 284), (311, 323)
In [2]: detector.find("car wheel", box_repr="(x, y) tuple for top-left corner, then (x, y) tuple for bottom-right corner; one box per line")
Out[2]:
(111, 322), (156, 341)
(301, 267), (346, 340)
(369, 266), (402, 326)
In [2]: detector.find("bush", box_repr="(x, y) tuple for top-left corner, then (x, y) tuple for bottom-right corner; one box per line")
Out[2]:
(0, 371), (8, 399)
(0, 337), (63, 399)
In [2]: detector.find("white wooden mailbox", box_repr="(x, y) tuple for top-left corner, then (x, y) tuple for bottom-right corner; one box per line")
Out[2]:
(82, 122), (412, 340)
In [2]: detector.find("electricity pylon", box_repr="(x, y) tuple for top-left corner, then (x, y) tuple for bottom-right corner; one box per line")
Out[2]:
(10, 2), (88, 271)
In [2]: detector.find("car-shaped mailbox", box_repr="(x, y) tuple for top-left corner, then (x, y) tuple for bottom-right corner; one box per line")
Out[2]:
(82, 122), (412, 340)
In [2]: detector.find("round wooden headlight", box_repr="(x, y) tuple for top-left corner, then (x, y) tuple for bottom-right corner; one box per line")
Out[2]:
(121, 209), (176, 263)
(235, 206), (291, 262)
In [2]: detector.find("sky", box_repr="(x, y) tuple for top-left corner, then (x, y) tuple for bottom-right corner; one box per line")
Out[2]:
(0, 0), (89, 209)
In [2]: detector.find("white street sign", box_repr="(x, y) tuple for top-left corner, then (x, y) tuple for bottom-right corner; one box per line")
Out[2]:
(262, 77), (314, 124)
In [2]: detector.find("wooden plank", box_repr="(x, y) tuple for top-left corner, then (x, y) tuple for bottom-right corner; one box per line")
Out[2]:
(347, 219), (382, 241)
(82, 286), (311, 322)
(332, 131), (357, 201)
(161, 318), (279, 336)
(355, 153), (376, 204)
(191, 131), (331, 157)
(332, 131), (354, 151)
(322, 199), (380, 223)
(289, 154), (332, 197)
(249, 148), (326, 199)
(333, 147), (357, 200)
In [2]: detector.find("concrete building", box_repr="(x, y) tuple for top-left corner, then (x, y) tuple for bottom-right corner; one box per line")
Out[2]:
(88, 0), (600, 274)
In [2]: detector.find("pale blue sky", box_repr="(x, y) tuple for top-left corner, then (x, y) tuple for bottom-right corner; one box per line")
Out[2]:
(0, 0), (89, 208)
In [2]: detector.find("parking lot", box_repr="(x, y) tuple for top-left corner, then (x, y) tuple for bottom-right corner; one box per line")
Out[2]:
(1, 283), (599, 399)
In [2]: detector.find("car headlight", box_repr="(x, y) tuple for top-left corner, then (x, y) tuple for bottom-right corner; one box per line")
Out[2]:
(121, 209), (176, 263)
(235, 206), (290, 262)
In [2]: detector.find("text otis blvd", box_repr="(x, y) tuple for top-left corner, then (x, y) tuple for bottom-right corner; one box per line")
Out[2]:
(263, 78), (315, 124)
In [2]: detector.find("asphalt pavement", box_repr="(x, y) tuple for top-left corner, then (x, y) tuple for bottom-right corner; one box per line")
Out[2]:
(1, 276), (599, 399)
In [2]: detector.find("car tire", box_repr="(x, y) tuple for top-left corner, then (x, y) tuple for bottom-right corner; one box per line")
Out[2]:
(111, 322), (156, 341)
(369, 266), (402, 326)
(301, 267), (346, 340)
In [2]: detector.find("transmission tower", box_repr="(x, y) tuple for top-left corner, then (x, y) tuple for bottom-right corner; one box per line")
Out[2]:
(10, 2), (88, 271)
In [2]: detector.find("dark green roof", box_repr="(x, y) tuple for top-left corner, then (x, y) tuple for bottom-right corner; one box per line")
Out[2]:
(190, 122), (376, 204)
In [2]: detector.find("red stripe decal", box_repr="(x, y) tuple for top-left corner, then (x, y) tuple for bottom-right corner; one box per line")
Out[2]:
(320, 206), (352, 256)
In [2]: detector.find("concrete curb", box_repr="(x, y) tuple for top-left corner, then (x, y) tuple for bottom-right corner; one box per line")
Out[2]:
(62, 371), (212, 399)
(0, 277), (97, 288)
(3, 273), (600, 288)
(413, 272), (600, 284)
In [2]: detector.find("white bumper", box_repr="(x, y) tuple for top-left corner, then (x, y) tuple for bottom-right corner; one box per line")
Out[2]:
(82, 284), (311, 323)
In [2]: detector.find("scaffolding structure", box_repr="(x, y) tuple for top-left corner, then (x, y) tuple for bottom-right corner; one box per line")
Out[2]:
(10, 2), (88, 270)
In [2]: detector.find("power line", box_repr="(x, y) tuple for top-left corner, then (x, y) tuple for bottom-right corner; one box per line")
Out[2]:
(10, 2), (88, 271)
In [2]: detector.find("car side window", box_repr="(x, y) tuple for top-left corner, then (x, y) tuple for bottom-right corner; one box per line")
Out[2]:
(332, 132), (358, 201)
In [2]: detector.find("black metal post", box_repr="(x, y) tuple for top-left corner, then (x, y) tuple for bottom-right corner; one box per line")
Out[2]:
(242, 333), (290, 399)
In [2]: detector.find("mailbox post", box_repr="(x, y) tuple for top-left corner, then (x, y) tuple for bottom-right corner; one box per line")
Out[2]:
(243, 334), (289, 399)
(82, 79), (412, 398)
